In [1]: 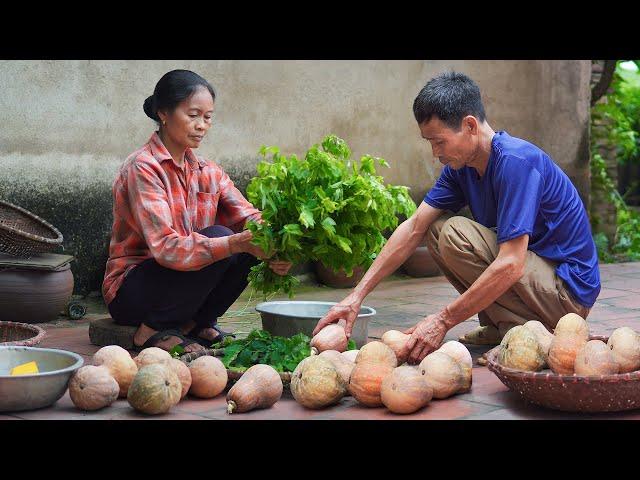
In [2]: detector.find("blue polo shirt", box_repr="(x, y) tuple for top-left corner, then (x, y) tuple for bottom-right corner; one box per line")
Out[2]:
(424, 131), (600, 308)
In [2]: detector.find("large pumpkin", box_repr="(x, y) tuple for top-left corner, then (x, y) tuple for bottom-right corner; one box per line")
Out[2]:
(522, 321), (554, 361)
(318, 350), (355, 385)
(437, 341), (472, 392)
(419, 352), (464, 399)
(553, 313), (589, 342)
(355, 341), (398, 368)
(547, 334), (587, 375)
(381, 330), (411, 365)
(498, 326), (545, 372)
(168, 358), (193, 399)
(348, 361), (395, 407)
(607, 327), (640, 373)
(226, 364), (283, 414)
(380, 366), (433, 414)
(291, 356), (347, 409)
(188, 356), (228, 399)
(69, 365), (120, 411)
(134, 347), (172, 369)
(127, 363), (182, 415)
(92, 345), (138, 398)
(574, 340), (619, 376)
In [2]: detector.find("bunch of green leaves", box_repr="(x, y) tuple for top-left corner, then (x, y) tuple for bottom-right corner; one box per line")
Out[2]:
(246, 134), (417, 298)
(210, 329), (356, 372)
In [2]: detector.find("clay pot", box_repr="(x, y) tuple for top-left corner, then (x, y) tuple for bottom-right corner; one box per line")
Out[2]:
(402, 240), (441, 278)
(0, 264), (74, 324)
(315, 262), (365, 289)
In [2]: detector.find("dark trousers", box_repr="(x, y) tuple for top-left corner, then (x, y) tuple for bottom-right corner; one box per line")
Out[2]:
(108, 225), (259, 332)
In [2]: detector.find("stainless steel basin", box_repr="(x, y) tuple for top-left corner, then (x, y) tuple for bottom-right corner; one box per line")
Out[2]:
(0, 346), (84, 412)
(255, 300), (376, 348)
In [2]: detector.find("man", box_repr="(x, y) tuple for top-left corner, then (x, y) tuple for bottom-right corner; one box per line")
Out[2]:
(313, 71), (600, 365)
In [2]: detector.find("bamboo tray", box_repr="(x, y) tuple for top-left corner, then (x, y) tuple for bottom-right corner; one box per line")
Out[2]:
(487, 334), (640, 413)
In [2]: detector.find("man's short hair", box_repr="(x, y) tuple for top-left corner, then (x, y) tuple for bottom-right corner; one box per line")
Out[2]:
(413, 71), (487, 130)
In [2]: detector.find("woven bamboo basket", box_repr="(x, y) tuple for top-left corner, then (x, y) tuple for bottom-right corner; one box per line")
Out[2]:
(487, 334), (640, 413)
(0, 321), (46, 347)
(0, 200), (63, 257)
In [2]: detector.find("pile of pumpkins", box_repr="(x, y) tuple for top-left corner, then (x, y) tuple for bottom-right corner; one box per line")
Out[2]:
(68, 346), (284, 415)
(497, 313), (640, 375)
(291, 324), (473, 414)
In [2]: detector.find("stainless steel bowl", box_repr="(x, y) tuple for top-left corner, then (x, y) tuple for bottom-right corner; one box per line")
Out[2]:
(255, 300), (376, 348)
(0, 346), (84, 412)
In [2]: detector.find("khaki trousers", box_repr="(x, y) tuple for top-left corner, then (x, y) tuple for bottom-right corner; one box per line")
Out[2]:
(425, 216), (590, 332)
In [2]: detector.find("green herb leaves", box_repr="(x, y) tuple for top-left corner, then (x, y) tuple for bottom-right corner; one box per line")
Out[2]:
(213, 329), (312, 373)
(246, 134), (417, 298)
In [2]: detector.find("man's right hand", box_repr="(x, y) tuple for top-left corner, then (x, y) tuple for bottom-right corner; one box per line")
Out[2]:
(313, 293), (362, 339)
(229, 230), (271, 260)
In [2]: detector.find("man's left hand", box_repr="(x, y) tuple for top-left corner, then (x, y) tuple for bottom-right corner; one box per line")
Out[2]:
(400, 313), (449, 365)
(268, 260), (293, 276)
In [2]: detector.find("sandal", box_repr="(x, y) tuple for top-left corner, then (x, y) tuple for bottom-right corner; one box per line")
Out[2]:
(458, 325), (502, 346)
(186, 324), (236, 347)
(133, 329), (204, 353)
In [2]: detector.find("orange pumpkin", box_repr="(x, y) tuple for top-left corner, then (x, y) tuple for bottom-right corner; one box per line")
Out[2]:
(348, 362), (395, 407)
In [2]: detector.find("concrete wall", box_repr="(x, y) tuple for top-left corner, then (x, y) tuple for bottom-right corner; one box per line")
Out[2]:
(0, 60), (591, 295)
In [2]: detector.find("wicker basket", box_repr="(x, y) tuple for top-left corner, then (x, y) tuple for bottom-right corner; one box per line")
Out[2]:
(487, 334), (640, 413)
(0, 200), (63, 257)
(0, 321), (46, 347)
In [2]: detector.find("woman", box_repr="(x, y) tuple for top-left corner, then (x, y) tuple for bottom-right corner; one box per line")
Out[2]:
(102, 69), (291, 354)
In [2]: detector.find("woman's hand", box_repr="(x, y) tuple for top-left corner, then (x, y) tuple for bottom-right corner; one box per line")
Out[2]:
(268, 260), (293, 276)
(229, 230), (271, 260)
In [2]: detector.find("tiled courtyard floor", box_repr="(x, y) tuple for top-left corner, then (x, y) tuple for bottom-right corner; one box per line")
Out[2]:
(3, 262), (640, 420)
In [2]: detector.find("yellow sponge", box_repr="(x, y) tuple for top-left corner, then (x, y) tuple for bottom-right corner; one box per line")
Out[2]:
(10, 361), (39, 376)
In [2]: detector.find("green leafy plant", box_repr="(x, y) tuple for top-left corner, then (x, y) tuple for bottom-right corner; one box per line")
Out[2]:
(590, 61), (640, 262)
(246, 134), (417, 298)
(212, 329), (312, 373)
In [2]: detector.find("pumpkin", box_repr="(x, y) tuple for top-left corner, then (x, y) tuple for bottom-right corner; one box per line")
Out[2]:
(226, 364), (283, 414)
(291, 356), (347, 409)
(188, 356), (228, 399)
(497, 325), (545, 372)
(380, 366), (433, 414)
(69, 365), (119, 411)
(133, 347), (172, 369)
(355, 341), (398, 368)
(522, 321), (553, 358)
(553, 313), (589, 342)
(92, 345), (138, 398)
(419, 352), (464, 399)
(574, 340), (619, 376)
(310, 324), (348, 354)
(381, 330), (411, 364)
(607, 327), (640, 373)
(348, 361), (395, 407)
(168, 358), (192, 399)
(341, 350), (359, 363)
(318, 350), (355, 385)
(127, 363), (182, 415)
(547, 334), (587, 375)
(437, 341), (473, 392)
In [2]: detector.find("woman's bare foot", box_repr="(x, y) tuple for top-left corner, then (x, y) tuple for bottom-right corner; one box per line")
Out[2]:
(133, 324), (204, 354)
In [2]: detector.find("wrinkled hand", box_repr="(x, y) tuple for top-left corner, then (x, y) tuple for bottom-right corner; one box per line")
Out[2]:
(312, 294), (362, 339)
(268, 260), (293, 276)
(399, 314), (448, 365)
(230, 230), (272, 260)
